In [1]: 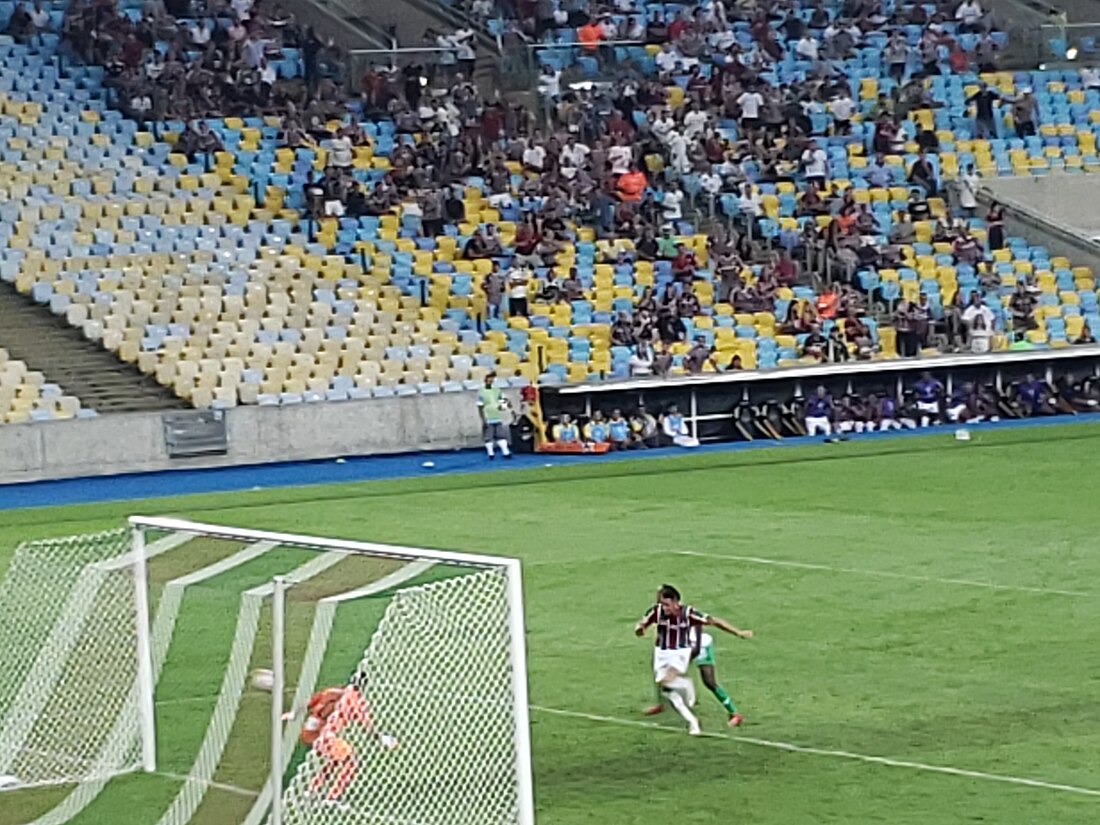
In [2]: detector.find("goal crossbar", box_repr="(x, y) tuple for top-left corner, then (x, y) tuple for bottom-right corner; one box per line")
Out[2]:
(130, 517), (518, 570)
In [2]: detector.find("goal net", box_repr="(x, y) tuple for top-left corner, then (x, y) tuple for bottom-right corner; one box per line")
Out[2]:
(128, 517), (535, 825)
(279, 568), (523, 825)
(0, 517), (534, 825)
(0, 529), (146, 790)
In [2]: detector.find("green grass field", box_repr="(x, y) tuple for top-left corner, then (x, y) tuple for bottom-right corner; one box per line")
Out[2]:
(3, 423), (1100, 824)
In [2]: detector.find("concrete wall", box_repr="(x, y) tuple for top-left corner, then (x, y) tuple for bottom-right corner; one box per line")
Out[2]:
(0, 391), (494, 484)
(981, 175), (1100, 274)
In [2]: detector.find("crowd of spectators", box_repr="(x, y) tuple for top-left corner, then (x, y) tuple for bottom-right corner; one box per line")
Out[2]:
(50, 0), (1093, 385)
(58, 0), (342, 121)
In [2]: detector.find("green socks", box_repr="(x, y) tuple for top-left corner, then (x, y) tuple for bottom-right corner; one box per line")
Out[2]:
(711, 684), (737, 715)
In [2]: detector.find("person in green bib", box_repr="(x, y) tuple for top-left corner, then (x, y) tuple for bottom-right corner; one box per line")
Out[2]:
(477, 372), (512, 460)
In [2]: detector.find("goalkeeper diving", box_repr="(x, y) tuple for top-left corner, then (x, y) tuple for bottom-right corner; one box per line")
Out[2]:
(280, 680), (398, 802)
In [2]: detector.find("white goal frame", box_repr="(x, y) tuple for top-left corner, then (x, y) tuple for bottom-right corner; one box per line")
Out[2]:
(129, 515), (536, 825)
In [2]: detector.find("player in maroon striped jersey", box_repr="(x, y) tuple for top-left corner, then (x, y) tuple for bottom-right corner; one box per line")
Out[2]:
(636, 584), (752, 734)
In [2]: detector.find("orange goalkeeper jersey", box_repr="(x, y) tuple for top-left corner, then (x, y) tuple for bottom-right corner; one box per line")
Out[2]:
(300, 687), (344, 746)
(301, 686), (372, 747)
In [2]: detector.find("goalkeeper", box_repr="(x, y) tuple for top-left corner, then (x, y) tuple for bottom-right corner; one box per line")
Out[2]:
(282, 682), (397, 801)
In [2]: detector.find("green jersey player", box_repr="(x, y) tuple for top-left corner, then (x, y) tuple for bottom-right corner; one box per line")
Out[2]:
(643, 590), (752, 727)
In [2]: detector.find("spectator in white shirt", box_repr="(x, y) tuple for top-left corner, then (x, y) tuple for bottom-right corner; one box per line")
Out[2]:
(654, 43), (680, 74)
(699, 170), (722, 195)
(969, 314), (994, 352)
(609, 141), (633, 175)
(559, 138), (590, 179)
(955, 0), (985, 32)
(190, 22), (210, 46)
(629, 342), (654, 376)
(737, 88), (764, 131)
(682, 106), (708, 139)
(961, 291), (995, 331)
(956, 164), (980, 216)
(29, 1), (49, 34)
(801, 140), (828, 187)
(667, 130), (690, 175)
(795, 34), (819, 61)
(661, 185), (684, 223)
(329, 134), (353, 168)
(522, 140), (546, 173)
(738, 182), (761, 224)
(1082, 66), (1100, 89)
(829, 92), (855, 134)
(259, 59), (277, 96)
(537, 67), (561, 101)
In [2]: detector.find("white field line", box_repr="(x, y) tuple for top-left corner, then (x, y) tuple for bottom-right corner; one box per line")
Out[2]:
(156, 551), (349, 825)
(676, 550), (1092, 598)
(31, 542), (280, 825)
(154, 770), (259, 799)
(532, 705), (1100, 798)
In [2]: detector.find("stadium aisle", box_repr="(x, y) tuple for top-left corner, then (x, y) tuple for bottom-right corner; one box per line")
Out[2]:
(0, 416), (1095, 511)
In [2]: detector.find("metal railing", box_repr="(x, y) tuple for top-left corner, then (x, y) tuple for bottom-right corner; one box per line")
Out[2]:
(346, 45), (484, 91)
(1038, 21), (1100, 63)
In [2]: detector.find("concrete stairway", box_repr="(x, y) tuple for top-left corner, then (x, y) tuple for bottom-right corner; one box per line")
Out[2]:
(0, 282), (187, 414)
(294, 0), (503, 93)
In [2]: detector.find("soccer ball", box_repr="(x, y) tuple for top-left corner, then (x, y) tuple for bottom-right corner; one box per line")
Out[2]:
(251, 668), (275, 692)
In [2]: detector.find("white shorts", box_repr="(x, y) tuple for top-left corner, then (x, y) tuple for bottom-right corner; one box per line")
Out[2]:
(916, 401), (939, 414)
(806, 416), (832, 436)
(947, 403), (967, 422)
(653, 647), (692, 682)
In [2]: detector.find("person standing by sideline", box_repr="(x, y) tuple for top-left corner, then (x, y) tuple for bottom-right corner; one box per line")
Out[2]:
(477, 372), (512, 460)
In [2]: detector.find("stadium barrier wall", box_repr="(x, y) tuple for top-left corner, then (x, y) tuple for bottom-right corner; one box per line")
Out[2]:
(2, 347), (1099, 484)
(0, 391), (494, 484)
(981, 177), (1100, 275)
(540, 348), (1100, 442)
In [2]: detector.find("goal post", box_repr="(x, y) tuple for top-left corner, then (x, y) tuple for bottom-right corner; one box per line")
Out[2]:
(128, 516), (537, 825)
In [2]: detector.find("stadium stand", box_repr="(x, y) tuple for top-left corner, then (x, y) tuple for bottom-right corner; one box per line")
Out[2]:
(0, 0), (1098, 422)
(0, 347), (90, 422)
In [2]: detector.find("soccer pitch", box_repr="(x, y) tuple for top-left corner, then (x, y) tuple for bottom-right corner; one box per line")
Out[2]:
(2, 423), (1100, 825)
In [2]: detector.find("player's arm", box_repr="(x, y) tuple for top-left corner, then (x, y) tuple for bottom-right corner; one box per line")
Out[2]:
(705, 614), (753, 639)
(634, 605), (657, 636)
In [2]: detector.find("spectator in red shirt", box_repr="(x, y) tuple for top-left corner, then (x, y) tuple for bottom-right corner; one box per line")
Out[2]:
(671, 244), (697, 282)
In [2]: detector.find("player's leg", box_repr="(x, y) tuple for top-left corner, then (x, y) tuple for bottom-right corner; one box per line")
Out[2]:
(483, 422), (496, 458)
(643, 682), (666, 715)
(696, 639), (743, 727)
(309, 757), (337, 796)
(699, 663), (743, 727)
(654, 651), (700, 734)
(326, 753), (356, 801)
(493, 422), (512, 458)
